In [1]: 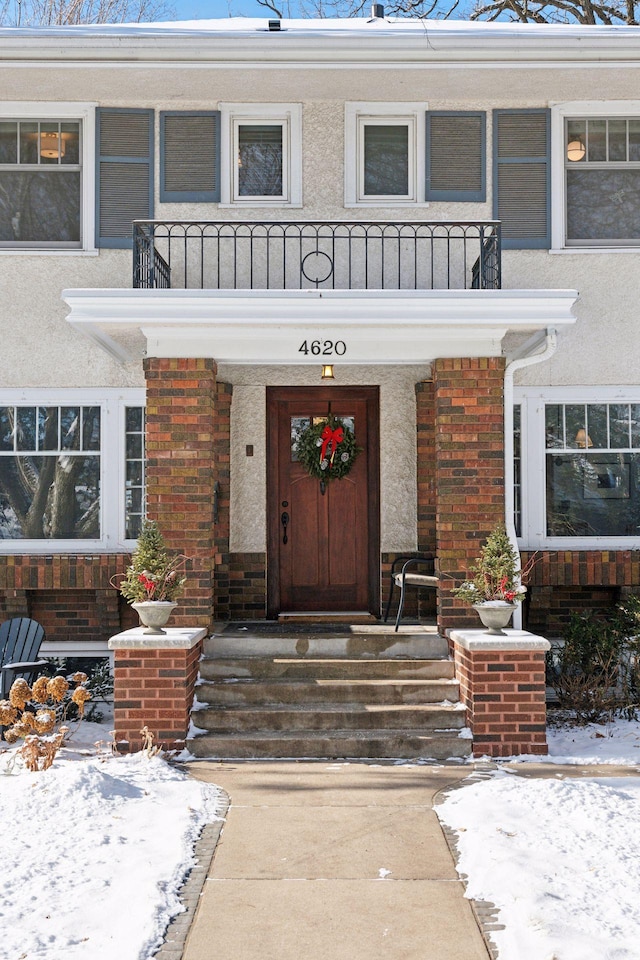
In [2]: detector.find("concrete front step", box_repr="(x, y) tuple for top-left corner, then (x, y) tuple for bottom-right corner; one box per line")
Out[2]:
(199, 657), (456, 682)
(187, 729), (471, 760)
(196, 677), (460, 706)
(193, 702), (467, 733)
(204, 631), (449, 661)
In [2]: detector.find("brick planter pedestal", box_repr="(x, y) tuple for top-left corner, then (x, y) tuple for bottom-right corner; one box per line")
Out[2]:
(108, 627), (206, 753)
(448, 629), (551, 758)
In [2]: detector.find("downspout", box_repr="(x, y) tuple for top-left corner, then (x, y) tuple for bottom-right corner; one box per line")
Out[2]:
(504, 328), (558, 629)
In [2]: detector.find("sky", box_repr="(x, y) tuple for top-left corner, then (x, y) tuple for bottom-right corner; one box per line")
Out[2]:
(168, 0), (303, 21)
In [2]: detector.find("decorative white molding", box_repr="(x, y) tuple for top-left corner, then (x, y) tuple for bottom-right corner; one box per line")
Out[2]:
(108, 626), (207, 650)
(63, 287), (578, 365)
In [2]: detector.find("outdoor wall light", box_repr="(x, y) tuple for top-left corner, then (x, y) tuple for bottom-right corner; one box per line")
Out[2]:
(40, 133), (65, 160)
(321, 364), (335, 380)
(567, 138), (586, 162)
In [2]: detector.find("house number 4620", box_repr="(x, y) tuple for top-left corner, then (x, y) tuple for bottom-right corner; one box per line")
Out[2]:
(298, 340), (347, 356)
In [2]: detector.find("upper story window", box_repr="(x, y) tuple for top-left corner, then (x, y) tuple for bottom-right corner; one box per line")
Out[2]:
(220, 103), (302, 207)
(345, 103), (425, 206)
(516, 388), (640, 549)
(0, 390), (144, 552)
(565, 117), (640, 246)
(0, 119), (81, 248)
(0, 103), (95, 253)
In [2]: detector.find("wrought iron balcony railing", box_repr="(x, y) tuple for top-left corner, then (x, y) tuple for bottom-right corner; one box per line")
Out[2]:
(132, 220), (501, 292)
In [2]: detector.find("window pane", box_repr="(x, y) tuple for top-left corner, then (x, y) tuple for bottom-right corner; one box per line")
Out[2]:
(19, 122), (38, 164)
(126, 406), (143, 432)
(16, 408), (36, 451)
(364, 124), (408, 196)
(0, 122), (17, 164)
(566, 405), (586, 449)
(608, 118), (627, 162)
(567, 169), (640, 242)
(545, 404), (563, 448)
(82, 407), (101, 451)
(38, 407), (59, 451)
(291, 417), (310, 462)
(61, 407), (81, 450)
(126, 433), (142, 459)
(237, 124), (283, 197)
(0, 171), (80, 244)
(609, 404), (630, 449)
(630, 119), (640, 162)
(0, 455), (100, 539)
(60, 122), (80, 166)
(587, 119), (606, 162)
(547, 452), (640, 537)
(632, 404), (640, 447)
(586, 403), (607, 448)
(566, 119), (586, 163)
(0, 408), (13, 452)
(40, 122), (61, 166)
(514, 404), (521, 537)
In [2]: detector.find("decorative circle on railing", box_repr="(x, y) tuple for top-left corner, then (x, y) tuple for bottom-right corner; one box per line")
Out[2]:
(301, 250), (334, 285)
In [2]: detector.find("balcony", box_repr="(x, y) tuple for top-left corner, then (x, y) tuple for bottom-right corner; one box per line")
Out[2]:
(132, 220), (502, 292)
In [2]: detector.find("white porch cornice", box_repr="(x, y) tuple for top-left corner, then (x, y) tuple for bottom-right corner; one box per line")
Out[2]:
(62, 287), (578, 365)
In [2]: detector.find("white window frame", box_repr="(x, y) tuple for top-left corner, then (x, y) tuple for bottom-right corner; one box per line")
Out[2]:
(515, 385), (640, 550)
(551, 100), (640, 253)
(0, 388), (144, 554)
(219, 102), (302, 207)
(344, 102), (427, 207)
(0, 101), (97, 256)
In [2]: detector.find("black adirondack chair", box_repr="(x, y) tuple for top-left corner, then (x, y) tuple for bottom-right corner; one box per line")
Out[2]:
(0, 618), (50, 699)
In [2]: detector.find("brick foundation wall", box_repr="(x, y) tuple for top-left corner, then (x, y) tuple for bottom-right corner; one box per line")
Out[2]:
(434, 358), (506, 634)
(111, 635), (203, 752)
(521, 550), (640, 635)
(229, 553), (267, 619)
(449, 632), (549, 757)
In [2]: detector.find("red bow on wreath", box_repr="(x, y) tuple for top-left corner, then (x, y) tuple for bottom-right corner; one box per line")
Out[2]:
(320, 425), (344, 466)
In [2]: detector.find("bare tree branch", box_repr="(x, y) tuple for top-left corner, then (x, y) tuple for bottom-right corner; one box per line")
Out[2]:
(0, 0), (174, 26)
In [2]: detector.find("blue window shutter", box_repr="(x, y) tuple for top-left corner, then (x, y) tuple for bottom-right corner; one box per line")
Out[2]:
(426, 111), (486, 202)
(160, 111), (221, 203)
(95, 108), (153, 249)
(493, 109), (550, 250)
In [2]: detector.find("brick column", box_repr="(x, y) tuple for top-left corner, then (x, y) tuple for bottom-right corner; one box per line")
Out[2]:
(449, 629), (550, 757)
(144, 358), (232, 627)
(434, 357), (506, 634)
(109, 626), (206, 752)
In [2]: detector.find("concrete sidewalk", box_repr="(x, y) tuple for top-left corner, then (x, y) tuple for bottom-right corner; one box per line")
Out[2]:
(180, 761), (490, 960)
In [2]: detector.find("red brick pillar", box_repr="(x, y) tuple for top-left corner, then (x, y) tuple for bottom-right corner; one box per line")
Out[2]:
(109, 626), (205, 752)
(144, 358), (232, 627)
(434, 357), (506, 634)
(450, 628), (549, 757)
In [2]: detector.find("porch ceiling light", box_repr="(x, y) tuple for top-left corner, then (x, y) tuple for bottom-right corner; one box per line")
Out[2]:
(40, 132), (65, 160)
(575, 428), (593, 448)
(567, 138), (586, 162)
(321, 364), (335, 380)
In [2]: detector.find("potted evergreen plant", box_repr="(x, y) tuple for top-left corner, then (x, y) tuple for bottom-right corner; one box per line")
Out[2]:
(115, 521), (187, 635)
(452, 523), (527, 635)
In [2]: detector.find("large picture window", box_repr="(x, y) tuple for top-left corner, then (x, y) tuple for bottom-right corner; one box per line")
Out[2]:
(0, 119), (81, 247)
(516, 389), (640, 548)
(0, 392), (144, 552)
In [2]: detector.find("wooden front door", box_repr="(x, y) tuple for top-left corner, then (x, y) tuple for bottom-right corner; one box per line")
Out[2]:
(267, 386), (379, 617)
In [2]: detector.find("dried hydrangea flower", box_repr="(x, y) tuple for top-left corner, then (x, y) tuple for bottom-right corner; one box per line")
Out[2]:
(34, 710), (55, 734)
(71, 687), (91, 718)
(47, 676), (69, 703)
(31, 676), (50, 703)
(0, 700), (17, 725)
(3, 727), (19, 744)
(9, 679), (32, 710)
(71, 672), (88, 685)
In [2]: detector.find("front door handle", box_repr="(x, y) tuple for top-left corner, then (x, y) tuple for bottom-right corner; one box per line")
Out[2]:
(281, 511), (289, 544)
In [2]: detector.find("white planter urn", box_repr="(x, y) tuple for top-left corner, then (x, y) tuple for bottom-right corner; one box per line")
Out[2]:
(472, 601), (516, 636)
(131, 601), (177, 635)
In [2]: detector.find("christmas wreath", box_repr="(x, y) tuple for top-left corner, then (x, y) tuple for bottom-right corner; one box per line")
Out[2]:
(295, 417), (360, 483)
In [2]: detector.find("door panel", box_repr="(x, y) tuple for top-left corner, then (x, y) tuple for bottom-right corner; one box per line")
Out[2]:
(267, 387), (379, 616)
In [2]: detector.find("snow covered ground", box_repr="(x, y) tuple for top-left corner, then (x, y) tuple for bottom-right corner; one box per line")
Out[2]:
(437, 719), (640, 960)
(2, 714), (640, 960)
(0, 718), (224, 960)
